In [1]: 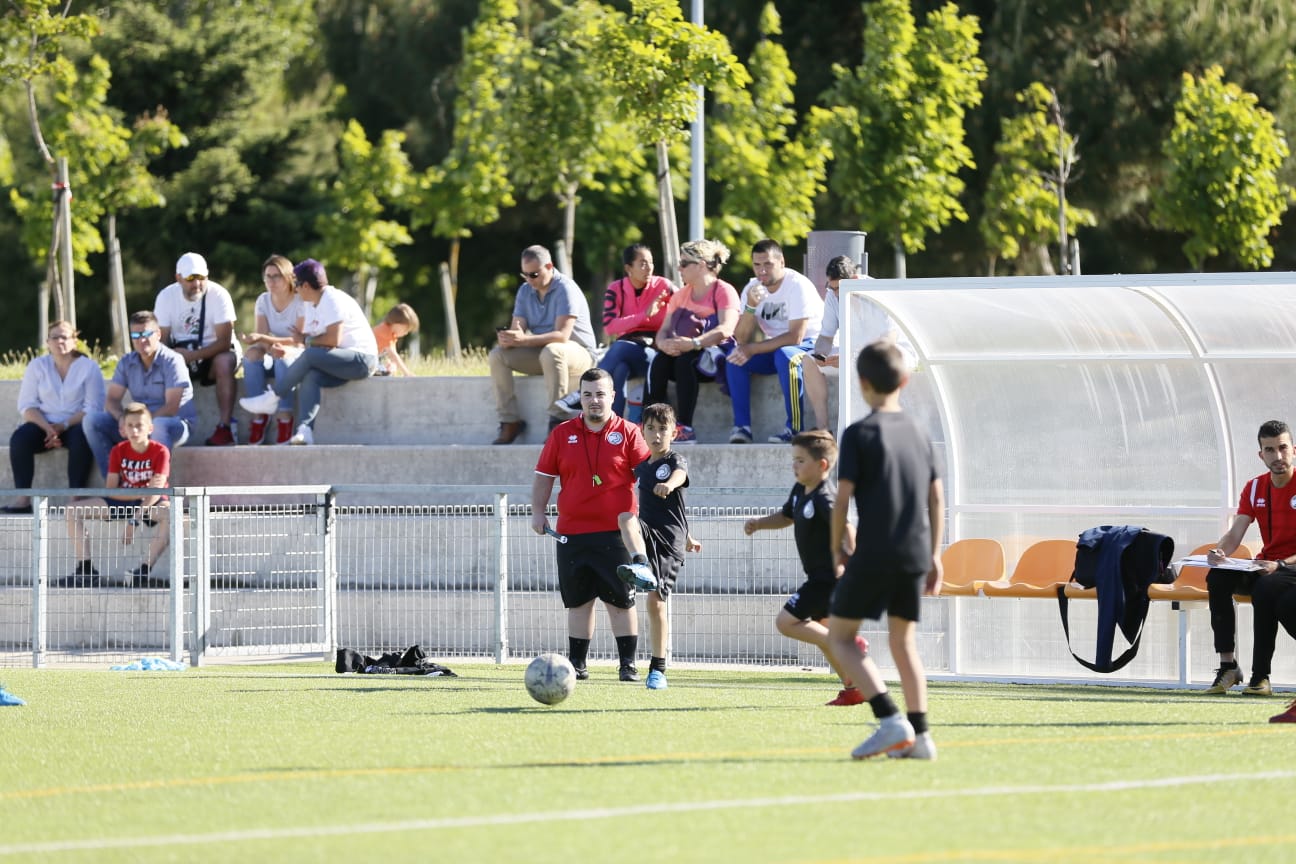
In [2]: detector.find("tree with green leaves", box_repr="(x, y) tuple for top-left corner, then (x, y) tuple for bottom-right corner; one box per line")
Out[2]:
(1, 0), (100, 332)
(506, 0), (642, 268)
(597, 0), (748, 282)
(1151, 66), (1292, 271)
(415, 0), (519, 288)
(707, 3), (832, 260)
(980, 82), (1096, 275)
(823, 0), (986, 277)
(315, 119), (414, 317)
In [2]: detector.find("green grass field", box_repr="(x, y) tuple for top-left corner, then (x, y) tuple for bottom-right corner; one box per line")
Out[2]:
(1, 662), (1293, 863)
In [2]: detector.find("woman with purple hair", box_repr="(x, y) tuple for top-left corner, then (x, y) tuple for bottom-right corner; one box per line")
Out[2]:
(238, 259), (378, 444)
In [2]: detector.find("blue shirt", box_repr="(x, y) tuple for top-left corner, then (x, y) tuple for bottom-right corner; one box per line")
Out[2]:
(512, 272), (597, 356)
(111, 346), (197, 424)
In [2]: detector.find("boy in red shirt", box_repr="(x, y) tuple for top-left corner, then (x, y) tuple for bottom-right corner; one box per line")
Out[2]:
(62, 403), (172, 588)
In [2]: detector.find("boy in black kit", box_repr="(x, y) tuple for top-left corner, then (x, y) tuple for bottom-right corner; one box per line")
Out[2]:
(827, 340), (944, 760)
(617, 402), (701, 690)
(745, 429), (865, 704)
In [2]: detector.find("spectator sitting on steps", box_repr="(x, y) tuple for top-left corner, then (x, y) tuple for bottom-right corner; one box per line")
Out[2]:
(489, 245), (597, 444)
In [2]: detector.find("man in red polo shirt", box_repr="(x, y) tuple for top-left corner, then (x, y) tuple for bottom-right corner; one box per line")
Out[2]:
(532, 368), (652, 681)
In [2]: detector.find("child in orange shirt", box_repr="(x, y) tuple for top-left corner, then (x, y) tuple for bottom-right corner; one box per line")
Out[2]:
(373, 303), (420, 376)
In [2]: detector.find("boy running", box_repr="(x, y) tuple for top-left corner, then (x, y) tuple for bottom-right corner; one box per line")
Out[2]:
(744, 429), (866, 705)
(616, 402), (701, 690)
(827, 341), (944, 760)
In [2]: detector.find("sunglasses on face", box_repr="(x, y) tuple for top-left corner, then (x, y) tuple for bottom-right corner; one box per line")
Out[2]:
(520, 269), (543, 280)
(183, 274), (206, 283)
(129, 330), (156, 340)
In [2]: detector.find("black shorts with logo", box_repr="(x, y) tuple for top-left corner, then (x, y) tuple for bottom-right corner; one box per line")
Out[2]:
(556, 530), (635, 610)
(783, 576), (836, 621)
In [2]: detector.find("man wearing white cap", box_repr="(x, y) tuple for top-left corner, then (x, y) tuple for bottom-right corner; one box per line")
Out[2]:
(154, 252), (241, 445)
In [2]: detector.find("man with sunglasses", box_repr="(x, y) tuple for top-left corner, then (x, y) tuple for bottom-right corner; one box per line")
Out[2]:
(489, 245), (596, 444)
(84, 311), (196, 478)
(154, 252), (240, 445)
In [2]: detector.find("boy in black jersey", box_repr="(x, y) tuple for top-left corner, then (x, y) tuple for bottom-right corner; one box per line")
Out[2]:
(828, 340), (944, 761)
(744, 429), (865, 705)
(617, 402), (701, 690)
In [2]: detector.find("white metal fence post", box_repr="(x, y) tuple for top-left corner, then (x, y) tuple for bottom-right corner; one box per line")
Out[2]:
(494, 493), (508, 664)
(170, 489), (185, 665)
(322, 491), (337, 657)
(31, 495), (48, 668)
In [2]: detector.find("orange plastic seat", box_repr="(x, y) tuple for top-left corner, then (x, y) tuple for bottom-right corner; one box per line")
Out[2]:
(1150, 542), (1253, 602)
(939, 538), (1005, 596)
(982, 539), (1076, 598)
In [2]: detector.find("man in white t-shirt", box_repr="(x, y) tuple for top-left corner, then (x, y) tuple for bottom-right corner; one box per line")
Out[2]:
(238, 259), (378, 445)
(725, 239), (823, 444)
(154, 252), (241, 445)
(796, 256), (915, 433)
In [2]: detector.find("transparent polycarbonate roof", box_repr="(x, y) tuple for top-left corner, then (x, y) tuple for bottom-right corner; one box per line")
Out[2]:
(837, 273), (1296, 563)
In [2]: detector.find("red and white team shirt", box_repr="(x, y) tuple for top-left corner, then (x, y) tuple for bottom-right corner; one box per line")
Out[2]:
(1237, 471), (1296, 561)
(109, 440), (171, 491)
(535, 414), (650, 535)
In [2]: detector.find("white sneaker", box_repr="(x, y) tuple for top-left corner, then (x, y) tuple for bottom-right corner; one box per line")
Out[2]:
(239, 389), (281, 416)
(887, 731), (937, 761)
(289, 424), (314, 445)
(850, 714), (915, 760)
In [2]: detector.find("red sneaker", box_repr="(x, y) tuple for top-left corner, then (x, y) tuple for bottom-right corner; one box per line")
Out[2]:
(247, 416), (269, 445)
(205, 424), (235, 446)
(826, 687), (866, 707)
(275, 418), (295, 445)
(1271, 699), (1296, 723)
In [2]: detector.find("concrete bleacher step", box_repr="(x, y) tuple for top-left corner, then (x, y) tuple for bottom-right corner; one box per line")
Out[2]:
(0, 373), (831, 501)
(0, 372), (833, 446)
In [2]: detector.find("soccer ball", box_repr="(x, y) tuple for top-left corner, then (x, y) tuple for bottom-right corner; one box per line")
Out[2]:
(525, 653), (577, 705)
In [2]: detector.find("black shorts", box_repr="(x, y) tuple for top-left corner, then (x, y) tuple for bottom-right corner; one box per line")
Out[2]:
(831, 560), (924, 623)
(557, 530), (635, 610)
(643, 523), (685, 599)
(783, 577), (836, 621)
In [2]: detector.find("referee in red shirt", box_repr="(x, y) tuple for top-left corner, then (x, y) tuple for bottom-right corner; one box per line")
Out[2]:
(532, 368), (652, 681)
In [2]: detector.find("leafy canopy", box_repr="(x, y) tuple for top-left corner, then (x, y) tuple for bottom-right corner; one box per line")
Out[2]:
(1151, 65), (1293, 270)
(823, 0), (987, 254)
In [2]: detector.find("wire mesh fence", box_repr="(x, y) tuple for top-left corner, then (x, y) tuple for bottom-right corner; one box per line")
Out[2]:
(2, 484), (1289, 688)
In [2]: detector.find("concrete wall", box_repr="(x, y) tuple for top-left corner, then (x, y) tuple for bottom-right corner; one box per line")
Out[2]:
(0, 374), (833, 498)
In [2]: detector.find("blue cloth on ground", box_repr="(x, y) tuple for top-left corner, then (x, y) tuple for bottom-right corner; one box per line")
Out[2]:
(110, 657), (186, 671)
(0, 686), (26, 706)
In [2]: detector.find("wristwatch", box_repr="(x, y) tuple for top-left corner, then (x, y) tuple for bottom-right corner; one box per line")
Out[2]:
(692, 337), (702, 350)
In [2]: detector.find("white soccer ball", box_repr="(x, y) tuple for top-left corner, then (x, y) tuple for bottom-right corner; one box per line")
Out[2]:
(525, 653), (577, 706)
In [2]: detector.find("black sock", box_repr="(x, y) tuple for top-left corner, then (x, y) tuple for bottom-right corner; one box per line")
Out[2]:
(650, 656), (666, 672)
(568, 637), (590, 669)
(632, 553), (649, 566)
(615, 634), (638, 668)
(907, 712), (928, 735)
(868, 692), (899, 720)
(1221, 659), (1239, 670)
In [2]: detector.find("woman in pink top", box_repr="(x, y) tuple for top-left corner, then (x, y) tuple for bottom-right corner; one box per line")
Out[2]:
(554, 243), (675, 418)
(646, 239), (741, 443)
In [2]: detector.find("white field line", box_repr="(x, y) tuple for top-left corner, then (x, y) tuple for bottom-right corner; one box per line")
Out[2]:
(2, 769), (1294, 857)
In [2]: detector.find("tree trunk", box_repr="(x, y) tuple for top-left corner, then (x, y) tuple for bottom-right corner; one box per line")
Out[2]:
(57, 157), (75, 330)
(107, 213), (129, 355)
(562, 182), (578, 268)
(893, 239), (906, 279)
(439, 261), (462, 360)
(655, 139), (680, 285)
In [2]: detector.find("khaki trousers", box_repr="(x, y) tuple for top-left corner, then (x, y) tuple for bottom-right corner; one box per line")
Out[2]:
(489, 342), (594, 423)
